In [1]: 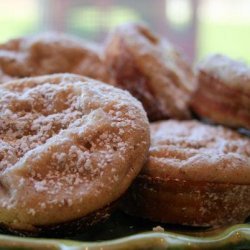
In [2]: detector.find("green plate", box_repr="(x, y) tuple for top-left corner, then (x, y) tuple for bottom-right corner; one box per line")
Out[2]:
(0, 211), (250, 250)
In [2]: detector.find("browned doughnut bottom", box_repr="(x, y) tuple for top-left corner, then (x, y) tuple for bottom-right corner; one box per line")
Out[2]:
(122, 176), (250, 227)
(0, 198), (119, 237)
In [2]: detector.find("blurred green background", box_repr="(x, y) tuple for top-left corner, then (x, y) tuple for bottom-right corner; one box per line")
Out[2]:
(0, 0), (250, 63)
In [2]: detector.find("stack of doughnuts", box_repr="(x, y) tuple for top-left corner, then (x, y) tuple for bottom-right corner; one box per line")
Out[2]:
(0, 24), (197, 122)
(0, 23), (249, 236)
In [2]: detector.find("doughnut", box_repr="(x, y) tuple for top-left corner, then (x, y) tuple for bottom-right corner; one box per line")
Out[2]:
(0, 33), (111, 84)
(122, 120), (250, 227)
(191, 54), (250, 130)
(104, 23), (196, 121)
(0, 73), (150, 235)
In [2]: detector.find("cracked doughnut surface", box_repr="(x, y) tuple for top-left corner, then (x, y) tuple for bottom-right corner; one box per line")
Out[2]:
(0, 74), (150, 233)
(104, 23), (196, 121)
(122, 120), (250, 227)
(0, 33), (111, 84)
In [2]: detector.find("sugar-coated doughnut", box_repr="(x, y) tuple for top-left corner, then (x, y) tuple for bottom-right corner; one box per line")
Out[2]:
(104, 23), (196, 121)
(0, 33), (111, 84)
(0, 74), (150, 235)
(191, 54), (250, 130)
(122, 120), (250, 227)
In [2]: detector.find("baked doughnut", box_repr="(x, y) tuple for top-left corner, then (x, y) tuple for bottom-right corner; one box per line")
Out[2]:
(0, 33), (111, 84)
(122, 120), (250, 227)
(0, 73), (150, 235)
(104, 23), (196, 121)
(191, 54), (250, 130)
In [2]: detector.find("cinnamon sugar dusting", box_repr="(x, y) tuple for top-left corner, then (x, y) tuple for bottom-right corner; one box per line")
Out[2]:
(0, 74), (149, 226)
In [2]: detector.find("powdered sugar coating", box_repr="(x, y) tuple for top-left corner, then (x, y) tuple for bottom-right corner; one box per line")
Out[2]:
(191, 54), (250, 130)
(198, 54), (250, 91)
(0, 74), (150, 231)
(0, 33), (111, 84)
(104, 23), (196, 121)
(143, 120), (250, 184)
(122, 120), (250, 227)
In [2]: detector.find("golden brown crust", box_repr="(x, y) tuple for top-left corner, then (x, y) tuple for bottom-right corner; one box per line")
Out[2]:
(191, 54), (250, 130)
(123, 177), (250, 227)
(104, 23), (196, 121)
(0, 73), (150, 233)
(122, 120), (250, 227)
(0, 33), (111, 84)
